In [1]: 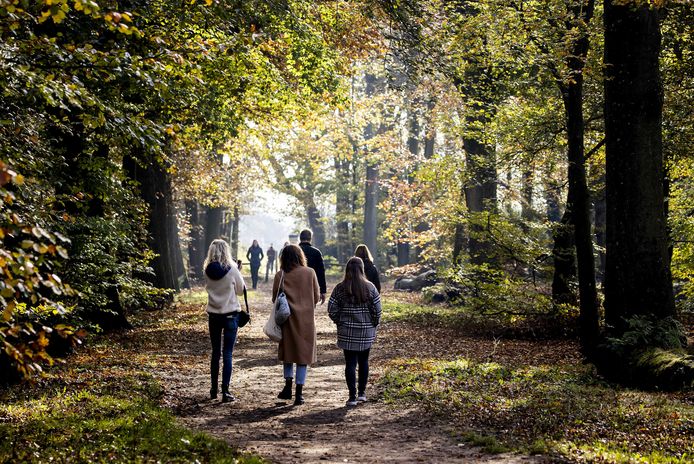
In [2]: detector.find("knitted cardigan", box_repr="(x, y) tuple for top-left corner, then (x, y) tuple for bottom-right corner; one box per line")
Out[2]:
(205, 263), (246, 315)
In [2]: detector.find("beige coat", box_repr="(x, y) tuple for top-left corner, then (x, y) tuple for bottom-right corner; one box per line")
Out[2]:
(272, 266), (320, 365)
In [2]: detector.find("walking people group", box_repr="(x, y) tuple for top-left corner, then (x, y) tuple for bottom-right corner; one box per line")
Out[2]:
(204, 229), (381, 408)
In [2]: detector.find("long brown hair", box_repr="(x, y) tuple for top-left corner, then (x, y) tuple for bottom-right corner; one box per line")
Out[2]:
(280, 244), (307, 272)
(354, 244), (374, 263)
(342, 257), (370, 303)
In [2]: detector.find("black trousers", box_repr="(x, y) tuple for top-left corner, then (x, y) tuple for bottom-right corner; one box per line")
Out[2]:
(343, 348), (370, 397)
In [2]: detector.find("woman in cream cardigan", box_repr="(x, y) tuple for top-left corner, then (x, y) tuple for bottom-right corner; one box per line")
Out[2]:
(204, 239), (246, 403)
(272, 244), (320, 405)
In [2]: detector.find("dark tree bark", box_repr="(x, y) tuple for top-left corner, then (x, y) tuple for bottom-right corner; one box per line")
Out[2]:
(363, 162), (379, 261)
(231, 206), (240, 260)
(124, 155), (189, 291)
(551, 210), (578, 306)
(594, 176), (607, 282)
(562, 14), (600, 351)
(414, 98), (436, 261)
(603, 0), (675, 332)
(397, 107), (421, 266)
(362, 73), (381, 262)
(306, 199), (326, 248)
(186, 200), (206, 281)
(335, 156), (352, 263)
(463, 122), (497, 265)
(204, 206), (224, 252)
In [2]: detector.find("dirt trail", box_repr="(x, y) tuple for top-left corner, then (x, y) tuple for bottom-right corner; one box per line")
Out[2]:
(158, 280), (545, 464)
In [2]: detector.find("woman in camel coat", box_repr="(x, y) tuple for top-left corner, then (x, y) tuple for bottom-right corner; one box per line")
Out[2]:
(272, 244), (320, 405)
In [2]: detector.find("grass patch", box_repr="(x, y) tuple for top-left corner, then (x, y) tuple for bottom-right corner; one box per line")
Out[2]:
(380, 357), (694, 462)
(176, 288), (208, 306)
(460, 432), (510, 454)
(0, 373), (262, 464)
(381, 300), (459, 325)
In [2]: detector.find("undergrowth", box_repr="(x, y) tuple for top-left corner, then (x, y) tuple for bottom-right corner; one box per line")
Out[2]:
(380, 357), (694, 463)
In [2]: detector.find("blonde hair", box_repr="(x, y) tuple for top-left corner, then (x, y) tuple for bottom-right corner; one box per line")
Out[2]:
(354, 244), (374, 263)
(204, 239), (233, 268)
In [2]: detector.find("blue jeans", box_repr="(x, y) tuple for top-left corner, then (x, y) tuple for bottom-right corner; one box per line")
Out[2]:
(209, 313), (239, 392)
(283, 363), (307, 385)
(344, 349), (370, 397)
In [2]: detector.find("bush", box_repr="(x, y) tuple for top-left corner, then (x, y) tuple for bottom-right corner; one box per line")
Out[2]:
(0, 162), (81, 380)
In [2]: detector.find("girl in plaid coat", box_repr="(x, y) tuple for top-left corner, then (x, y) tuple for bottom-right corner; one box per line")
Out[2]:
(328, 257), (382, 406)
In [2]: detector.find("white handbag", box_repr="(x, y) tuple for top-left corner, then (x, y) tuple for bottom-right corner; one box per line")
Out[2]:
(263, 309), (282, 342)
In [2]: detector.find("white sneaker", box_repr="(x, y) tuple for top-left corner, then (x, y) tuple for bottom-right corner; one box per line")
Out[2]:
(357, 394), (367, 402)
(346, 397), (358, 406)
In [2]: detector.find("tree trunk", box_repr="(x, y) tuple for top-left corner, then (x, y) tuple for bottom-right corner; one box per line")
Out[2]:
(335, 156), (352, 263)
(398, 107), (421, 266)
(306, 200), (326, 248)
(186, 200), (206, 281)
(205, 206), (224, 253)
(603, 0), (675, 332)
(124, 155), (189, 291)
(363, 162), (379, 261)
(594, 176), (606, 282)
(414, 98), (436, 261)
(362, 72), (380, 262)
(551, 209), (578, 306)
(231, 206), (240, 260)
(463, 126), (497, 265)
(562, 77), (600, 351)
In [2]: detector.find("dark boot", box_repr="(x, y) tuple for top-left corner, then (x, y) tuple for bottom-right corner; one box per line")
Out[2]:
(210, 388), (218, 400)
(278, 378), (292, 400)
(294, 384), (304, 405)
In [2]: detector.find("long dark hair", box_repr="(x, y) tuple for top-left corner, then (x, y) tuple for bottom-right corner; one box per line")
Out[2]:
(342, 257), (370, 304)
(280, 244), (307, 272)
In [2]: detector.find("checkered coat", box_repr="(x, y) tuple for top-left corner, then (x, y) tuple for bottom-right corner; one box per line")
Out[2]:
(328, 282), (382, 352)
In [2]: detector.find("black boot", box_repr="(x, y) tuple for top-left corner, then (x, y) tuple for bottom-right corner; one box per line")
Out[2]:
(210, 388), (218, 400)
(294, 384), (304, 405)
(278, 378), (292, 400)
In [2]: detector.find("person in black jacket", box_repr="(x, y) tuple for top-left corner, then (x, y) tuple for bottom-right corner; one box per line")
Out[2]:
(354, 244), (380, 293)
(246, 240), (264, 289)
(298, 229), (327, 304)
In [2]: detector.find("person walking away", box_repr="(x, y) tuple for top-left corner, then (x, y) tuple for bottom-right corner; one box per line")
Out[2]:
(246, 239), (264, 289)
(328, 257), (382, 406)
(204, 239), (246, 403)
(354, 244), (381, 293)
(265, 244), (277, 282)
(298, 229), (327, 304)
(272, 244), (320, 405)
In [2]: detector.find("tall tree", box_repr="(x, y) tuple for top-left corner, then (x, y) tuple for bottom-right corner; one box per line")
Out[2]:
(124, 155), (189, 292)
(363, 72), (381, 261)
(603, 0), (676, 332)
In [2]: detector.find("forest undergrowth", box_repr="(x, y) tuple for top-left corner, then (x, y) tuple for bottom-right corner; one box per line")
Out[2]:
(378, 292), (694, 463)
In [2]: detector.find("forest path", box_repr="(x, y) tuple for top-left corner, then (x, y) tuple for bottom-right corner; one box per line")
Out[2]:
(157, 278), (544, 464)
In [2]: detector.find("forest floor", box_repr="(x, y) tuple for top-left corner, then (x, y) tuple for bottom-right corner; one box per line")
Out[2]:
(162, 280), (547, 464)
(2, 277), (691, 463)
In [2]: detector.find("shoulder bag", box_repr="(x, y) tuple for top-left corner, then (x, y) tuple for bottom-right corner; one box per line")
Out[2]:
(273, 271), (291, 325)
(237, 287), (251, 328)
